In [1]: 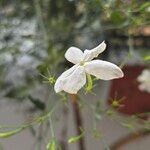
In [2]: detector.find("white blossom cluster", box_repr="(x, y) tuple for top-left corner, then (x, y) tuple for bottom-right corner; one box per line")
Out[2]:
(137, 69), (150, 93)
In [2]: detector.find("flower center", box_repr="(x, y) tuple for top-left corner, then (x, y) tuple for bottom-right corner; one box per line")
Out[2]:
(79, 61), (85, 66)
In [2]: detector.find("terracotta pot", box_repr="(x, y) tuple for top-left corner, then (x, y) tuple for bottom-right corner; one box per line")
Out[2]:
(108, 65), (150, 116)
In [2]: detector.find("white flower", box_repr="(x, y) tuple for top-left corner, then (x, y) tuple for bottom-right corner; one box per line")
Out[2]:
(54, 41), (124, 94)
(137, 69), (150, 93)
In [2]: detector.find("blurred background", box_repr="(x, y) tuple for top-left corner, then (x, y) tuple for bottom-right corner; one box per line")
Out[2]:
(0, 0), (150, 150)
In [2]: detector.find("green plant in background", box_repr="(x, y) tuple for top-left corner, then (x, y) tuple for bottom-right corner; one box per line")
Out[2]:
(0, 0), (149, 150)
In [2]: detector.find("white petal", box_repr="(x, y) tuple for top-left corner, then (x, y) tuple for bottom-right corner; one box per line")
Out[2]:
(83, 41), (106, 61)
(84, 60), (124, 80)
(54, 65), (78, 93)
(62, 66), (86, 94)
(137, 69), (150, 82)
(65, 47), (84, 64)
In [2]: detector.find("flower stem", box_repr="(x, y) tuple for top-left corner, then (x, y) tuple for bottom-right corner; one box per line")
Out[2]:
(69, 94), (85, 150)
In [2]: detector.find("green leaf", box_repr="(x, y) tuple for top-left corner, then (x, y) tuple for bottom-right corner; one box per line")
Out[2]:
(68, 129), (84, 144)
(92, 128), (101, 139)
(139, 2), (150, 12)
(28, 95), (45, 111)
(144, 55), (150, 61)
(5, 86), (28, 99)
(104, 146), (111, 150)
(0, 128), (24, 138)
(95, 113), (102, 120)
(46, 138), (57, 150)
(110, 11), (124, 24)
(68, 134), (83, 144)
(121, 122), (134, 130)
(106, 109), (115, 117)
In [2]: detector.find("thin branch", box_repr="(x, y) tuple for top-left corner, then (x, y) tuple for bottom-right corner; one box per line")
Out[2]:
(69, 94), (86, 150)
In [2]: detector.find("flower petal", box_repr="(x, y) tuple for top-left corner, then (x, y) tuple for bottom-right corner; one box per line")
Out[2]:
(83, 41), (106, 61)
(60, 66), (86, 94)
(65, 47), (84, 64)
(54, 65), (78, 93)
(84, 60), (124, 80)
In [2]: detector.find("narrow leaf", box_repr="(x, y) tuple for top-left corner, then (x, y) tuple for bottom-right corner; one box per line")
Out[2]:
(139, 2), (150, 11)
(28, 95), (45, 111)
(46, 139), (57, 150)
(68, 130), (84, 144)
(144, 55), (150, 61)
(121, 122), (134, 130)
(0, 128), (24, 138)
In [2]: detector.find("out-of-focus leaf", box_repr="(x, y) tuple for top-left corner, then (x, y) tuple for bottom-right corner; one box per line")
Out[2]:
(28, 95), (45, 111)
(5, 86), (28, 99)
(110, 11), (124, 24)
(46, 138), (57, 150)
(68, 129), (84, 144)
(144, 55), (150, 61)
(106, 109), (115, 117)
(104, 146), (111, 150)
(95, 113), (102, 120)
(139, 2), (150, 12)
(68, 134), (83, 144)
(92, 128), (101, 139)
(121, 122), (134, 130)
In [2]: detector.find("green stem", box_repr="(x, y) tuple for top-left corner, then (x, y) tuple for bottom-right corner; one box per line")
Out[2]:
(49, 117), (55, 138)
(34, 0), (49, 47)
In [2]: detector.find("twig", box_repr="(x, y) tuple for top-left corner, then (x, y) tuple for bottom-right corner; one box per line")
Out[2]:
(60, 106), (69, 150)
(69, 94), (85, 150)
